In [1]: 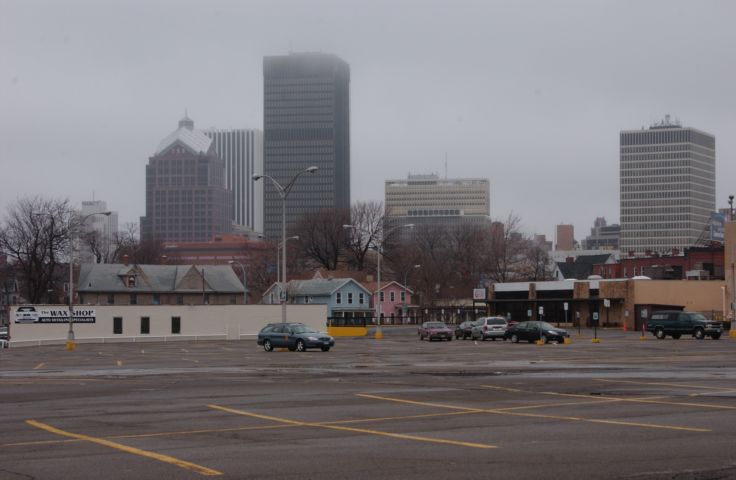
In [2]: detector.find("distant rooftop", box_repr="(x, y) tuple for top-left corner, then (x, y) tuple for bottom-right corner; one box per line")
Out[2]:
(154, 115), (213, 155)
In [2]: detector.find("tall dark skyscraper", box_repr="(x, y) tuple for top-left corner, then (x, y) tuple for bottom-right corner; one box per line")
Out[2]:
(141, 115), (232, 243)
(263, 52), (350, 239)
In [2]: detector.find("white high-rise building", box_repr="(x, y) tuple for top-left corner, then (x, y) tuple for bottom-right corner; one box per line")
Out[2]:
(385, 173), (490, 228)
(620, 116), (715, 254)
(204, 129), (264, 235)
(80, 200), (118, 263)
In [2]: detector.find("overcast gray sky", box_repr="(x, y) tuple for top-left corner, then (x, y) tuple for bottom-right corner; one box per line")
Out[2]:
(2, 0), (735, 242)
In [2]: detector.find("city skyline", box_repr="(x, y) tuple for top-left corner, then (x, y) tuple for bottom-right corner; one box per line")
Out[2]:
(2, 1), (735, 240)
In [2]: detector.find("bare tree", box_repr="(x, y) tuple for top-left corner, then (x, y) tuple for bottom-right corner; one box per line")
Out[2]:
(486, 214), (529, 283)
(0, 196), (75, 303)
(344, 201), (384, 270)
(294, 208), (350, 270)
(110, 223), (162, 264)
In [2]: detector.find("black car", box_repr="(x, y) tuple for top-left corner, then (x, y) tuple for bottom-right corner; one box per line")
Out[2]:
(257, 323), (335, 352)
(504, 321), (569, 343)
(646, 311), (722, 340)
(454, 320), (476, 339)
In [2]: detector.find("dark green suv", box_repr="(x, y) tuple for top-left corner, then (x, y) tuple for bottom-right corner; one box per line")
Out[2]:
(645, 311), (722, 340)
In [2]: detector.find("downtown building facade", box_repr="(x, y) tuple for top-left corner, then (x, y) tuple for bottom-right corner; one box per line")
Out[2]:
(620, 117), (715, 255)
(262, 52), (351, 240)
(385, 173), (490, 229)
(204, 129), (264, 235)
(141, 116), (232, 243)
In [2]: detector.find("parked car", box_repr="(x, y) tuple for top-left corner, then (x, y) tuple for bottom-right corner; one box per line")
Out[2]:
(257, 323), (335, 352)
(471, 317), (508, 341)
(454, 320), (476, 339)
(0, 326), (8, 342)
(418, 321), (453, 341)
(0, 338), (7, 349)
(504, 321), (569, 343)
(646, 311), (722, 340)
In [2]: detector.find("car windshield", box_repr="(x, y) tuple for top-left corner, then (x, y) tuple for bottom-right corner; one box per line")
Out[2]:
(691, 313), (708, 322)
(426, 322), (446, 328)
(291, 325), (318, 334)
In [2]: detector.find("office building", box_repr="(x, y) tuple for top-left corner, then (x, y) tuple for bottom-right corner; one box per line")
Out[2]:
(620, 116), (715, 254)
(582, 217), (620, 250)
(555, 224), (574, 251)
(141, 115), (232, 243)
(262, 52), (351, 239)
(79, 200), (118, 263)
(385, 173), (490, 229)
(204, 129), (263, 235)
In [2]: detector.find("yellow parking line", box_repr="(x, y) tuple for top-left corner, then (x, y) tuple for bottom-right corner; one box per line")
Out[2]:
(3, 410), (478, 449)
(26, 420), (222, 476)
(207, 404), (496, 449)
(357, 394), (710, 433)
(593, 378), (736, 391)
(34, 362), (45, 370)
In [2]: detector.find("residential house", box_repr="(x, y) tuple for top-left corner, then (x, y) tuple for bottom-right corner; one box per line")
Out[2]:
(262, 278), (373, 320)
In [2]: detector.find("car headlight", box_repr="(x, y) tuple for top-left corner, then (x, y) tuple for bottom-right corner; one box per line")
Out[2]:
(307, 336), (319, 341)
(547, 331), (558, 335)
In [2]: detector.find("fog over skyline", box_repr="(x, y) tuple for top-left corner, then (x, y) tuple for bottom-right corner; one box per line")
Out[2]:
(2, 0), (735, 242)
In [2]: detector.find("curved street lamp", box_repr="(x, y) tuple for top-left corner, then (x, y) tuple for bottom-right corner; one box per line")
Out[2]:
(227, 260), (247, 304)
(36, 210), (111, 350)
(343, 223), (414, 339)
(253, 166), (318, 324)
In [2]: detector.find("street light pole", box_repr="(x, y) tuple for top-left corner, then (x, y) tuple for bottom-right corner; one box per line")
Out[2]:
(344, 223), (414, 339)
(254, 166), (317, 324)
(403, 264), (421, 324)
(228, 260), (247, 304)
(66, 211), (111, 351)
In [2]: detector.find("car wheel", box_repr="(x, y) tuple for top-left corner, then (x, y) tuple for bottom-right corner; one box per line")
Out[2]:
(655, 328), (665, 339)
(511, 334), (519, 343)
(263, 340), (273, 352)
(419, 334), (423, 341)
(448, 337), (452, 341)
(540, 335), (548, 344)
(296, 339), (306, 352)
(711, 333), (721, 340)
(321, 347), (330, 352)
(491, 337), (496, 341)
(694, 328), (705, 340)
(671, 333), (681, 339)
(456, 334), (461, 339)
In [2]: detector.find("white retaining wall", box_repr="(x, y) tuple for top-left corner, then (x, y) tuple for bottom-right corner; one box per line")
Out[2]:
(8, 304), (328, 347)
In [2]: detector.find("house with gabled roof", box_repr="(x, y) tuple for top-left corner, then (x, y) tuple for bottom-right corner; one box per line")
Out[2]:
(262, 278), (373, 318)
(76, 263), (245, 305)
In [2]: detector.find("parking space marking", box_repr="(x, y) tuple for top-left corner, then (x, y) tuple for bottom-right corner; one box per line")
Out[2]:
(34, 362), (44, 370)
(358, 394), (711, 433)
(208, 404), (496, 449)
(483, 384), (736, 411)
(593, 378), (736, 392)
(26, 420), (222, 476)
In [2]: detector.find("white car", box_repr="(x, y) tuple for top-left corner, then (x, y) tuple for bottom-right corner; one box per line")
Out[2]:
(14, 306), (39, 323)
(471, 317), (508, 341)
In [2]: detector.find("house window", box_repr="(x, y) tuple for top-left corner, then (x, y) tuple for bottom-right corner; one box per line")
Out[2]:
(152, 294), (160, 305)
(336, 292), (342, 304)
(171, 316), (181, 334)
(359, 293), (364, 304)
(130, 293), (137, 305)
(127, 275), (136, 288)
(113, 317), (123, 335)
(400, 291), (406, 302)
(107, 294), (114, 305)
(379, 292), (384, 302)
(348, 293), (353, 304)
(140, 317), (150, 334)
(270, 293), (275, 304)
(177, 295), (184, 305)
(229, 295), (236, 305)
(390, 291), (395, 302)
(203, 294), (210, 305)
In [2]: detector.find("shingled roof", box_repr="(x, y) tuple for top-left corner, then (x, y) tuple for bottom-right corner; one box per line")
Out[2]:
(77, 264), (243, 293)
(555, 254), (614, 280)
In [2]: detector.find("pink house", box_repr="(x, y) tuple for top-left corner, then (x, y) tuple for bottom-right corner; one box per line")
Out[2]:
(363, 281), (417, 324)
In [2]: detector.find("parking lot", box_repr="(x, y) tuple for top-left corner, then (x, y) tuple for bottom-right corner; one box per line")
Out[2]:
(1, 328), (735, 479)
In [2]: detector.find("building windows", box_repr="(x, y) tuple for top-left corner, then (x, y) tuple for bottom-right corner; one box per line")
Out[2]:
(177, 295), (184, 305)
(107, 294), (114, 305)
(336, 292), (342, 304)
(152, 293), (160, 305)
(171, 316), (181, 334)
(113, 317), (123, 335)
(390, 291), (395, 302)
(130, 293), (137, 305)
(379, 292), (384, 302)
(140, 317), (150, 334)
(359, 293), (364, 305)
(229, 295), (236, 305)
(348, 293), (353, 304)
(400, 291), (406, 302)
(127, 275), (136, 288)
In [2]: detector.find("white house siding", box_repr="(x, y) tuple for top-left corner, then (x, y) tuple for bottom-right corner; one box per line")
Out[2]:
(8, 304), (327, 347)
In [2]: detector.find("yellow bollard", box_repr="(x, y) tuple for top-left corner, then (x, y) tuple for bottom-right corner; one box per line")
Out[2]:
(65, 340), (76, 351)
(535, 340), (545, 345)
(563, 338), (572, 345)
(591, 338), (601, 343)
(374, 328), (383, 340)
(730, 329), (736, 339)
